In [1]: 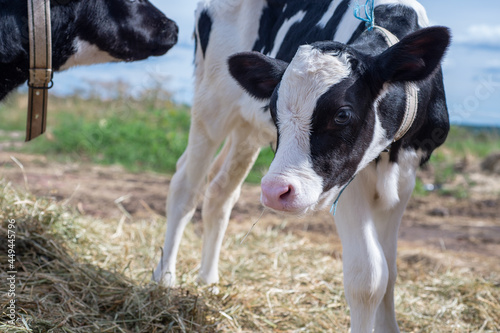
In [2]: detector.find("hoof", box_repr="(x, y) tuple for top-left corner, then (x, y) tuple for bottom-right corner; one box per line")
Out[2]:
(207, 284), (220, 295)
(152, 268), (176, 287)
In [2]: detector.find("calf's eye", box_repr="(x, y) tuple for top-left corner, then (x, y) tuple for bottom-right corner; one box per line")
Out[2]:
(334, 107), (352, 125)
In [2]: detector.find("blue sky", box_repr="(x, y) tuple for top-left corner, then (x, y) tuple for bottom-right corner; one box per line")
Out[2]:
(51, 0), (500, 127)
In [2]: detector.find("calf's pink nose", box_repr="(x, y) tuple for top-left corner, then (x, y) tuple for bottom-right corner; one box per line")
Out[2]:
(261, 181), (294, 211)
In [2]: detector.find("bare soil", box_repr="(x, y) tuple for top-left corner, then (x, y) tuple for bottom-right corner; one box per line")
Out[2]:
(1, 151), (499, 275)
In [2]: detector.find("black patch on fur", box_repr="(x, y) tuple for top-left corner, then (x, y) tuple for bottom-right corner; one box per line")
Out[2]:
(228, 52), (288, 100)
(252, 0), (352, 62)
(408, 68), (450, 165)
(197, 10), (212, 58)
(309, 63), (377, 191)
(269, 85), (281, 152)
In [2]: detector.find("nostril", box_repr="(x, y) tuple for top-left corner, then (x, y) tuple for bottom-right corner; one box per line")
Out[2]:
(279, 185), (293, 201)
(261, 180), (297, 211)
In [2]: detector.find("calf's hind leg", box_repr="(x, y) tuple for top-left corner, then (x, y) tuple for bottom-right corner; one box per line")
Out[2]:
(153, 120), (221, 287)
(374, 157), (417, 332)
(199, 126), (261, 285)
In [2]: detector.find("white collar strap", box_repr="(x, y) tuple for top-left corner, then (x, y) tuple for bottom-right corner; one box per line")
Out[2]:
(27, 0), (53, 141)
(373, 26), (419, 143)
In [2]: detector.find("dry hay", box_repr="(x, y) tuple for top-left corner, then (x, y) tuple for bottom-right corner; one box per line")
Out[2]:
(1, 177), (499, 332)
(212, 228), (500, 332)
(0, 179), (218, 332)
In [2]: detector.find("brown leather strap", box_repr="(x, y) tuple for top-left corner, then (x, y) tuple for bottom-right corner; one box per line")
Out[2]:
(27, 0), (52, 141)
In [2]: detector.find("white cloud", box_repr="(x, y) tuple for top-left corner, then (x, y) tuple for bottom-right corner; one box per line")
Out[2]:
(456, 25), (500, 48)
(485, 59), (500, 70)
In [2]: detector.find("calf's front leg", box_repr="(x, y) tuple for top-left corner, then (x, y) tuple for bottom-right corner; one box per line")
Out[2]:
(335, 178), (389, 333)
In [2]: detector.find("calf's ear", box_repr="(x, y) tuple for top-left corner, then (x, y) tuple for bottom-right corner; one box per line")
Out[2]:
(375, 26), (451, 83)
(228, 52), (288, 100)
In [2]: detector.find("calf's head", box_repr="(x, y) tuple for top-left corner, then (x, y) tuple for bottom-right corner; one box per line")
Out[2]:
(229, 27), (450, 215)
(61, 0), (178, 67)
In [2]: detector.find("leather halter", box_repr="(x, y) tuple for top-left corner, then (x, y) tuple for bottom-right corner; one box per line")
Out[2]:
(26, 0), (53, 141)
(373, 26), (419, 142)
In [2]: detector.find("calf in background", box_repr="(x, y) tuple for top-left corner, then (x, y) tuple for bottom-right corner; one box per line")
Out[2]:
(0, 0), (178, 100)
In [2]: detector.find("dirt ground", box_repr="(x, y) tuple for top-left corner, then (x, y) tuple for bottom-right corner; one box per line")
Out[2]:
(1, 151), (499, 275)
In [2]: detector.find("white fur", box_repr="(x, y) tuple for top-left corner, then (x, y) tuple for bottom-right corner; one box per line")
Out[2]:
(60, 39), (118, 71)
(269, 10), (306, 58)
(376, 154), (401, 210)
(355, 84), (393, 179)
(317, 1), (343, 29)
(356, 108), (392, 176)
(335, 3), (367, 43)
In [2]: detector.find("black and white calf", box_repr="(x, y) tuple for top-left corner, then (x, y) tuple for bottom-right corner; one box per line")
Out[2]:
(0, 0), (178, 100)
(154, 1), (450, 332)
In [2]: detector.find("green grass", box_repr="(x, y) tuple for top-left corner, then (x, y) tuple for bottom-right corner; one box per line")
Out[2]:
(0, 91), (276, 183)
(24, 108), (191, 173)
(0, 92), (27, 131)
(420, 126), (500, 198)
(246, 146), (275, 183)
(445, 126), (500, 158)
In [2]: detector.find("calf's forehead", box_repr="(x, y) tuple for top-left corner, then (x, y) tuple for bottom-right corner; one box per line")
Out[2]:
(270, 45), (354, 185)
(276, 45), (352, 127)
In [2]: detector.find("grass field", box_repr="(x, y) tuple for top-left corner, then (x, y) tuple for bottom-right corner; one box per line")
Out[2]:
(1, 90), (499, 186)
(1, 91), (500, 332)
(0, 90), (275, 183)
